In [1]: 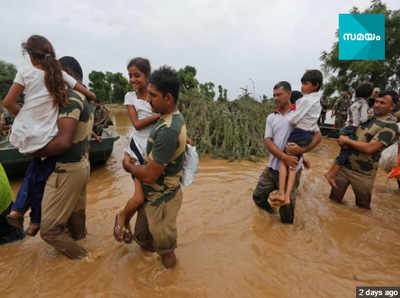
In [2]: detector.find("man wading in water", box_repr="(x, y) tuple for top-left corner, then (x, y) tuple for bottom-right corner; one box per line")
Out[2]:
(252, 81), (322, 223)
(122, 66), (187, 268)
(328, 90), (398, 209)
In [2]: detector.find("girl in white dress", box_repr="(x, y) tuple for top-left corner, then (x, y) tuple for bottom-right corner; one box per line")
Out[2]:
(3, 35), (96, 154)
(114, 58), (160, 243)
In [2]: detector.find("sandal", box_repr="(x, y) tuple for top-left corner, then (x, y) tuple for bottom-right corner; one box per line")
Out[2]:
(6, 214), (24, 229)
(113, 215), (124, 242)
(123, 225), (133, 244)
(25, 223), (40, 237)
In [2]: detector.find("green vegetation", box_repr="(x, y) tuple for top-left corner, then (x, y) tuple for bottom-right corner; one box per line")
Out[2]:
(88, 71), (131, 103)
(178, 87), (274, 161)
(0, 61), (17, 100)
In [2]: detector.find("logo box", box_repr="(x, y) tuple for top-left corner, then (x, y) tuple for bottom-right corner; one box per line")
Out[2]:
(339, 14), (385, 60)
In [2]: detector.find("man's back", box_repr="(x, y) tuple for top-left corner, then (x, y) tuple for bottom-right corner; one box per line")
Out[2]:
(56, 90), (94, 164)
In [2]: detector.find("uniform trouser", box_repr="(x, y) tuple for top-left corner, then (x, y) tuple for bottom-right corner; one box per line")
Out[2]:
(253, 167), (302, 222)
(40, 159), (90, 259)
(335, 114), (347, 129)
(329, 167), (374, 209)
(134, 188), (183, 256)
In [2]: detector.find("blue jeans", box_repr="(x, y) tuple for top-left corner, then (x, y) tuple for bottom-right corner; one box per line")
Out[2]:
(335, 126), (356, 166)
(11, 157), (55, 223)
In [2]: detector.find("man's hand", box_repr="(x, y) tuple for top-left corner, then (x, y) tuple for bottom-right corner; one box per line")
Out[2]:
(337, 135), (350, 147)
(285, 142), (305, 156)
(95, 135), (102, 143)
(283, 154), (299, 169)
(122, 153), (136, 174)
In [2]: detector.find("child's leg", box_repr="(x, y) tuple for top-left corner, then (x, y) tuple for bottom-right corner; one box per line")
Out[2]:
(123, 178), (145, 225)
(278, 161), (288, 202)
(284, 168), (297, 205)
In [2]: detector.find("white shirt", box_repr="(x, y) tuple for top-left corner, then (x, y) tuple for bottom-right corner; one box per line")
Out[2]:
(124, 92), (155, 160)
(287, 91), (322, 132)
(346, 97), (369, 127)
(264, 109), (302, 172)
(9, 64), (76, 153)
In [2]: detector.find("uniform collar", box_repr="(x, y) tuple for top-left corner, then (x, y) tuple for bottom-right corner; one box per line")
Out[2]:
(274, 104), (296, 114)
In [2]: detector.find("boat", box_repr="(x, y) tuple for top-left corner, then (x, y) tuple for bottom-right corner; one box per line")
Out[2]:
(0, 129), (120, 178)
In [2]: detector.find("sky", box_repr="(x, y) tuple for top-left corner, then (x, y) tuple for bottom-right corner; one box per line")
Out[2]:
(0, 0), (398, 100)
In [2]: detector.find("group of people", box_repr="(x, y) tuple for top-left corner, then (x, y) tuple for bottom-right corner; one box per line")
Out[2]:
(0, 35), (187, 268)
(1, 34), (399, 269)
(253, 73), (399, 223)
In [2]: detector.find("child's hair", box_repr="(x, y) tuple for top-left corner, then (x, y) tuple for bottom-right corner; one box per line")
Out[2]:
(149, 66), (180, 103)
(290, 90), (303, 104)
(22, 35), (68, 106)
(127, 57), (151, 77)
(355, 83), (373, 99)
(59, 56), (83, 82)
(301, 70), (323, 91)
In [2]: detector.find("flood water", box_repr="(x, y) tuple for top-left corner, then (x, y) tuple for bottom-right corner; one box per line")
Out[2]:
(1, 107), (400, 298)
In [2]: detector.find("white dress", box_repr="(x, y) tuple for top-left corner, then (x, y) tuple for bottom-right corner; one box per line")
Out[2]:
(124, 92), (155, 163)
(9, 64), (77, 153)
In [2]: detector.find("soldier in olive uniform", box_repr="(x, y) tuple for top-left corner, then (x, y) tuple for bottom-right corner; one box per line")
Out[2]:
(93, 101), (110, 136)
(319, 95), (329, 125)
(329, 90), (398, 209)
(333, 92), (351, 129)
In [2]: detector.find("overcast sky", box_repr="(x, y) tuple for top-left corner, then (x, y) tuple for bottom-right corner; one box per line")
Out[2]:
(1, 0), (398, 99)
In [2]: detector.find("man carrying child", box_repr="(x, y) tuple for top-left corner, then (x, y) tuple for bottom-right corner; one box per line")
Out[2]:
(328, 90), (398, 209)
(252, 79), (322, 224)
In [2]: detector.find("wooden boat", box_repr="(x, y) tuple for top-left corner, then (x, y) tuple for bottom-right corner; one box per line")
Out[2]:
(0, 129), (120, 178)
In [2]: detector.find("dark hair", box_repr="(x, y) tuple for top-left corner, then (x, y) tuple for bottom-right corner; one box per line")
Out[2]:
(355, 83), (373, 99)
(301, 69), (323, 91)
(378, 90), (399, 105)
(59, 56), (83, 82)
(127, 57), (151, 77)
(22, 35), (68, 106)
(290, 90), (303, 104)
(273, 81), (291, 92)
(149, 66), (180, 103)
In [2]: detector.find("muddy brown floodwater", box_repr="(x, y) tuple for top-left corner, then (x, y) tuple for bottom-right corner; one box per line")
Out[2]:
(1, 107), (400, 298)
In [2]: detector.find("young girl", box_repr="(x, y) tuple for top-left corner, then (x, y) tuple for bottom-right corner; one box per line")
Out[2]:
(113, 57), (160, 243)
(275, 70), (322, 207)
(4, 35), (96, 153)
(3, 35), (95, 236)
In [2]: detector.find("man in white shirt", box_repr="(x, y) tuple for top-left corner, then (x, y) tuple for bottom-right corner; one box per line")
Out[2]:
(252, 81), (322, 223)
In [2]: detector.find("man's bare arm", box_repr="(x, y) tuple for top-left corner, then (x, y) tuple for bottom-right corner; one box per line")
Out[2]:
(33, 117), (77, 157)
(286, 131), (322, 155)
(123, 158), (166, 185)
(265, 137), (298, 168)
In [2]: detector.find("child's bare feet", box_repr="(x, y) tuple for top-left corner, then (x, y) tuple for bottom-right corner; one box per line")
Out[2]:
(324, 172), (337, 188)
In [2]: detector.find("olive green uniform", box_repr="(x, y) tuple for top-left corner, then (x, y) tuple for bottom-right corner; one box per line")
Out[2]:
(334, 97), (351, 129)
(93, 104), (109, 136)
(329, 114), (398, 209)
(40, 90), (94, 259)
(133, 111), (187, 256)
